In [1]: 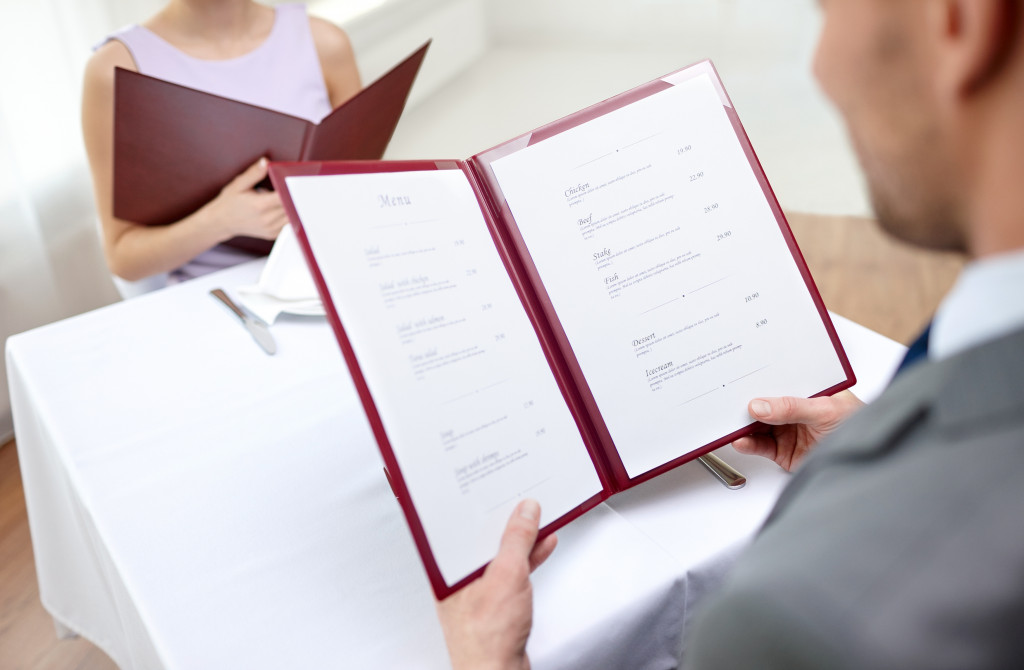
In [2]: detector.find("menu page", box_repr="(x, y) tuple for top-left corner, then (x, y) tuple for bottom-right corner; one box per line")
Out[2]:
(489, 72), (848, 479)
(284, 168), (603, 587)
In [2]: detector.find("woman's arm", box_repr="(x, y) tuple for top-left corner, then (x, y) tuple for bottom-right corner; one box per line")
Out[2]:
(82, 40), (287, 281)
(309, 17), (362, 108)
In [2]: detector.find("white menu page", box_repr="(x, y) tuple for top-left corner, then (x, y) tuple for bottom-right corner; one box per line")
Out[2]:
(285, 169), (603, 587)
(489, 72), (847, 478)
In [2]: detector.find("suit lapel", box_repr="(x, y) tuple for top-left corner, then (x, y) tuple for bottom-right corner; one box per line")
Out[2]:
(763, 327), (1024, 529)
(811, 326), (1024, 461)
(824, 363), (945, 458)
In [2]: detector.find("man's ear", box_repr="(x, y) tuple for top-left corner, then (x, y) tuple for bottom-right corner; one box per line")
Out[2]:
(929, 0), (1020, 96)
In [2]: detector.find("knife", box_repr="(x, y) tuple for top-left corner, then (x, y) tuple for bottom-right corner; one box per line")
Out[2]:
(698, 453), (746, 490)
(210, 288), (277, 355)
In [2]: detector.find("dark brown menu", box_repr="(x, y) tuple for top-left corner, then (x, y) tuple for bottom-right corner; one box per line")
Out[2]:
(113, 41), (430, 254)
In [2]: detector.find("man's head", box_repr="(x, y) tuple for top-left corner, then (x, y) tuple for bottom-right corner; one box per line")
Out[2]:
(814, 0), (1024, 257)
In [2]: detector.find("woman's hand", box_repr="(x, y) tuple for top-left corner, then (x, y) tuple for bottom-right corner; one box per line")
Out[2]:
(83, 40), (290, 280)
(205, 157), (288, 241)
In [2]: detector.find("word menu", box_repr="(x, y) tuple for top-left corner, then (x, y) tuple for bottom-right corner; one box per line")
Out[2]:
(272, 60), (854, 599)
(284, 169), (603, 589)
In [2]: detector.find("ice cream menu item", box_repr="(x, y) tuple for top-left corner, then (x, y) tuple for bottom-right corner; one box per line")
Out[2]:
(269, 60), (855, 600)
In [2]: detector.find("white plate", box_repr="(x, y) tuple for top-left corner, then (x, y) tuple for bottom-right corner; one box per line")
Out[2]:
(280, 301), (326, 317)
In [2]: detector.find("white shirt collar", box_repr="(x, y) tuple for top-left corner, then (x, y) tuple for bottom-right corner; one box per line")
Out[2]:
(930, 246), (1024, 360)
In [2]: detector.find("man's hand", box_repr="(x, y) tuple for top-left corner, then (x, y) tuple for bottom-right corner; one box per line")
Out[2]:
(436, 499), (558, 670)
(733, 391), (864, 471)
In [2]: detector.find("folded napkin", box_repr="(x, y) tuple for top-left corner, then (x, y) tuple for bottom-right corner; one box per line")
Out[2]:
(237, 226), (325, 323)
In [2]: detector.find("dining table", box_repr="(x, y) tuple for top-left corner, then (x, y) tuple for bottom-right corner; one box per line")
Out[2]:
(6, 255), (906, 669)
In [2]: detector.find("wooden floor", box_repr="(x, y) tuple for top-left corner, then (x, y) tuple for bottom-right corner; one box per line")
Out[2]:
(786, 212), (964, 346)
(0, 213), (964, 669)
(0, 439), (117, 670)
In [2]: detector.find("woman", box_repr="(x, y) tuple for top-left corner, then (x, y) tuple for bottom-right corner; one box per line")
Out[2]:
(82, 0), (361, 285)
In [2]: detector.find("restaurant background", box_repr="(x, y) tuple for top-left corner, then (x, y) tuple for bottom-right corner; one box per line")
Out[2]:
(0, 0), (865, 443)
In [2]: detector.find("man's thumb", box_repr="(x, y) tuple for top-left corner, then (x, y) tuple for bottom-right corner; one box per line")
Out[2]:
(748, 396), (821, 425)
(497, 499), (542, 561)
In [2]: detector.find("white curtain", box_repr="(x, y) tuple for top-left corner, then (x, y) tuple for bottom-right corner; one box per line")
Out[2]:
(0, 0), (170, 443)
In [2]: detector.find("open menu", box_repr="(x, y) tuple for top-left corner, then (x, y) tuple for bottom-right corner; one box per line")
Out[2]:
(268, 60), (855, 599)
(114, 41), (430, 255)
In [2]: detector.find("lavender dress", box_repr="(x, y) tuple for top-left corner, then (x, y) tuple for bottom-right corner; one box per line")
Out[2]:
(104, 4), (333, 284)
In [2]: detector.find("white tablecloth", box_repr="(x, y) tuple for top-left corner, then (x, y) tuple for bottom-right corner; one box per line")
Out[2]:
(6, 260), (905, 669)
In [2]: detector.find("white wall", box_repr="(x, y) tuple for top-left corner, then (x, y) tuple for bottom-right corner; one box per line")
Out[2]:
(378, 0), (867, 216)
(480, 0), (869, 217)
(487, 0), (818, 57)
(312, 0), (489, 112)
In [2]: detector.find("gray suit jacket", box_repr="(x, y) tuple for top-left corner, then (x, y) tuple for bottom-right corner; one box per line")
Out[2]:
(683, 327), (1024, 670)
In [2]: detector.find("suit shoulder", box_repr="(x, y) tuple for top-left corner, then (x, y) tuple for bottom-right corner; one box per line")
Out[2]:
(699, 422), (1024, 670)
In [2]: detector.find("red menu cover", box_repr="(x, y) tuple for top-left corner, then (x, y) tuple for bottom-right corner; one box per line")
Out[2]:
(269, 60), (855, 599)
(113, 40), (430, 254)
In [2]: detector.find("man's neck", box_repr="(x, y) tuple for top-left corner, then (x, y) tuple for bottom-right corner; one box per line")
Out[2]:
(960, 75), (1024, 259)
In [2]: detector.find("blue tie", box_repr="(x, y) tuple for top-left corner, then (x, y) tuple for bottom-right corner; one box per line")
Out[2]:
(894, 322), (932, 377)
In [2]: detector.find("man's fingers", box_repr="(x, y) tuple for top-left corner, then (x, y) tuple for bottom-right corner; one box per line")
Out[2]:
(528, 533), (558, 572)
(748, 396), (831, 426)
(733, 433), (778, 460)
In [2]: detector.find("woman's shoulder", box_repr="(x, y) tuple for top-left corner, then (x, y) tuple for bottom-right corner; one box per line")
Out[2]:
(84, 38), (138, 94)
(307, 14), (355, 64)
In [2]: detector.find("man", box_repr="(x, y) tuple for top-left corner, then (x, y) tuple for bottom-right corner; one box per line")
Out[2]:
(436, 0), (1024, 667)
